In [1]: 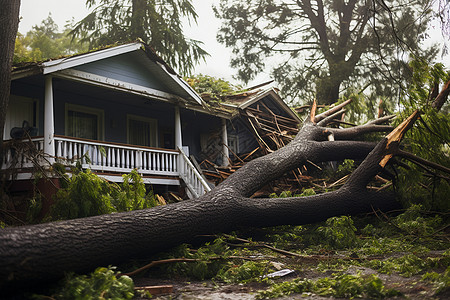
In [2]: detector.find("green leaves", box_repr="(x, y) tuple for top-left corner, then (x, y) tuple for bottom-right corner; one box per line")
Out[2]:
(317, 216), (359, 249)
(46, 266), (134, 300)
(71, 0), (208, 75)
(14, 14), (89, 63)
(216, 0), (438, 105)
(50, 169), (159, 220)
(185, 74), (243, 102)
(256, 274), (401, 299)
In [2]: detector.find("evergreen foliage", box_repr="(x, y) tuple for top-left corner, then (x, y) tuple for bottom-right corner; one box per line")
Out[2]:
(70, 0), (208, 75)
(256, 273), (402, 299)
(43, 266), (134, 300)
(50, 169), (159, 220)
(185, 74), (243, 102)
(317, 216), (359, 249)
(215, 0), (438, 105)
(395, 60), (450, 210)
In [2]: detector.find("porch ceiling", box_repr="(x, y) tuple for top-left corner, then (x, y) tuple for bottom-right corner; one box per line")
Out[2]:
(54, 77), (174, 110)
(13, 74), (173, 111)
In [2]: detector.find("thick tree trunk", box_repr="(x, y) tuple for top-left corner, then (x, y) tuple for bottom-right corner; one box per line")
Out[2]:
(0, 108), (407, 288)
(0, 0), (21, 163)
(316, 76), (341, 105)
(131, 0), (147, 40)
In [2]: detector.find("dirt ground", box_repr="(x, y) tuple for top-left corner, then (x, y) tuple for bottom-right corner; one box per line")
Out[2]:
(132, 256), (448, 300)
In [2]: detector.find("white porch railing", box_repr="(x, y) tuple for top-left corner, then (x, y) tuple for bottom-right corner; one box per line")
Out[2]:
(2, 136), (212, 198)
(54, 136), (178, 176)
(178, 147), (211, 198)
(1, 137), (45, 170)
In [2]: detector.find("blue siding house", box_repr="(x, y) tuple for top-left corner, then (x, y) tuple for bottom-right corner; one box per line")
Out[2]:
(3, 42), (301, 200)
(3, 42), (232, 198)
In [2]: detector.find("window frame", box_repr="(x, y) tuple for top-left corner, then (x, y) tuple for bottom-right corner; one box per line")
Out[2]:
(65, 103), (104, 141)
(126, 114), (158, 147)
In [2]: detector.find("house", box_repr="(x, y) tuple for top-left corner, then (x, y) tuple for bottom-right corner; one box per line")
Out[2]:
(198, 83), (301, 167)
(2, 41), (300, 201)
(2, 41), (234, 199)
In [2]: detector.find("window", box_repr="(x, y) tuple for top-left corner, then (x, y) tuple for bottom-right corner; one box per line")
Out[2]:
(4, 95), (38, 140)
(228, 135), (239, 154)
(127, 115), (157, 147)
(65, 104), (104, 140)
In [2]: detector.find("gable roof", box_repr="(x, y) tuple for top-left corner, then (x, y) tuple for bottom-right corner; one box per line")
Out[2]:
(219, 85), (301, 123)
(11, 41), (210, 111)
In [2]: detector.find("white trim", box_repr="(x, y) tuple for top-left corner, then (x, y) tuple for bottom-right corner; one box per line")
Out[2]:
(7, 173), (180, 186)
(155, 61), (205, 107)
(237, 88), (301, 123)
(99, 175), (180, 186)
(54, 69), (184, 103)
(127, 114), (158, 147)
(174, 106), (182, 149)
(44, 76), (55, 163)
(65, 103), (105, 141)
(42, 43), (143, 74)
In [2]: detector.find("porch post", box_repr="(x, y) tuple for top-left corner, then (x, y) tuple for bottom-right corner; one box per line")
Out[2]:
(44, 75), (55, 164)
(175, 106), (183, 176)
(175, 106), (182, 149)
(222, 118), (229, 166)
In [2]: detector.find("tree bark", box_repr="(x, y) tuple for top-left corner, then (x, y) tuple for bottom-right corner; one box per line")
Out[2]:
(0, 0), (21, 164)
(0, 109), (406, 288)
(432, 79), (450, 111)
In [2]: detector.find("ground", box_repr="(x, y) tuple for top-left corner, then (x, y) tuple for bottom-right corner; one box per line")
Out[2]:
(131, 252), (448, 299)
(124, 210), (449, 300)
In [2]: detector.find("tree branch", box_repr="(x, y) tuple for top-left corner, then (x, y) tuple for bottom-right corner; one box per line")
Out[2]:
(432, 79), (450, 111)
(397, 149), (450, 174)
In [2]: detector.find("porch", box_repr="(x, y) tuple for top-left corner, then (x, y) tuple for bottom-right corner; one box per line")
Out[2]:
(1, 135), (211, 198)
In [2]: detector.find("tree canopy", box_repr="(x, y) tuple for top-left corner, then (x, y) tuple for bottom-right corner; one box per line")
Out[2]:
(70, 0), (209, 75)
(14, 14), (88, 63)
(214, 0), (439, 105)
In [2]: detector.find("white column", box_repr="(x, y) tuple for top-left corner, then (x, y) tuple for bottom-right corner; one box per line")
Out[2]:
(222, 118), (229, 166)
(44, 75), (55, 164)
(175, 106), (182, 149)
(175, 106), (183, 176)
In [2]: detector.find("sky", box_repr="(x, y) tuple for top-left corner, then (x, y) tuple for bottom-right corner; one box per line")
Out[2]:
(18, 0), (263, 85)
(18, 0), (447, 88)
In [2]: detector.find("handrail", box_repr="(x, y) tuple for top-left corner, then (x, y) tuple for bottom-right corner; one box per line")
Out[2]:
(54, 135), (178, 154)
(178, 147), (211, 198)
(2, 136), (213, 199)
(1, 137), (44, 170)
(54, 136), (178, 176)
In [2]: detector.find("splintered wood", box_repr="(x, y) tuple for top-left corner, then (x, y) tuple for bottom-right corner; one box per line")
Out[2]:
(200, 101), (307, 196)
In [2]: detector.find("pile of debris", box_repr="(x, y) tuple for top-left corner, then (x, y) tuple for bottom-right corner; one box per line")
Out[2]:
(197, 84), (313, 197)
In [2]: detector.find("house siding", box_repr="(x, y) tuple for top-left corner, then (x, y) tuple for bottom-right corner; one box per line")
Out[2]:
(73, 53), (172, 94)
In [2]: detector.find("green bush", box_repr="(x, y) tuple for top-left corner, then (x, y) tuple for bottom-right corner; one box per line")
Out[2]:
(51, 169), (116, 220)
(317, 216), (359, 249)
(45, 266), (134, 300)
(50, 169), (159, 220)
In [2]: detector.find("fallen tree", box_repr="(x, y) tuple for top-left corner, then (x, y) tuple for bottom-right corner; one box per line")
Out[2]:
(0, 104), (443, 288)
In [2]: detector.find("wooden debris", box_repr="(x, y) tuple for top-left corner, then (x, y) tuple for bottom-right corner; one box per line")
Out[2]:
(199, 103), (304, 194)
(156, 194), (167, 205)
(135, 285), (173, 295)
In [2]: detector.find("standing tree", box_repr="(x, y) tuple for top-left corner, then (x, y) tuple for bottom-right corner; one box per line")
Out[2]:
(214, 0), (437, 105)
(71, 0), (209, 75)
(0, 0), (21, 160)
(14, 14), (89, 63)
